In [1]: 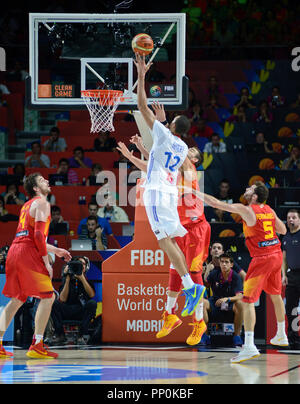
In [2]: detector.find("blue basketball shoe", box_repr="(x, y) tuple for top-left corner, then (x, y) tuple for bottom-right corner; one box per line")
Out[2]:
(181, 284), (206, 317)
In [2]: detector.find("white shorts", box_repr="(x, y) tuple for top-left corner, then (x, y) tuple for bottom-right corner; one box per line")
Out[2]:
(143, 188), (187, 241)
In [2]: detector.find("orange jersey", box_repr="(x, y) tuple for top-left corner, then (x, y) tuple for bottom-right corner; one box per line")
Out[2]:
(12, 197), (51, 246)
(177, 164), (206, 226)
(243, 204), (281, 257)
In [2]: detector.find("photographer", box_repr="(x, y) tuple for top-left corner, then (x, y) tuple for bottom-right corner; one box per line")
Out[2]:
(0, 246), (9, 274)
(50, 256), (97, 345)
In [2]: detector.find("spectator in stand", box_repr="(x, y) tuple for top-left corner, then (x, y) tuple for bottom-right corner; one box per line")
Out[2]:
(69, 146), (92, 169)
(0, 82), (10, 95)
(6, 60), (28, 81)
(86, 163), (103, 186)
(227, 105), (247, 123)
(25, 141), (51, 168)
(80, 216), (105, 250)
(1, 183), (26, 205)
(267, 86), (286, 109)
(189, 117), (214, 138)
(203, 253), (244, 347)
(187, 101), (204, 124)
(203, 133), (227, 153)
(234, 87), (256, 111)
(0, 196), (8, 217)
(43, 127), (67, 152)
(13, 163), (26, 185)
(215, 179), (234, 204)
(204, 241), (246, 282)
(97, 193), (129, 223)
(77, 202), (120, 249)
(148, 65), (166, 82)
(56, 158), (79, 185)
(206, 75), (223, 99)
(290, 92), (300, 108)
(49, 205), (69, 235)
(93, 131), (117, 152)
(252, 100), (273, 123)
(0, 89), (8, 107)
(281, 146), (300, 170)
(254, 132), (274, 154)
(205, 95), (222, 110)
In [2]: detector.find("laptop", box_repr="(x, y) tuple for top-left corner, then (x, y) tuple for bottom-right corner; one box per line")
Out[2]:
(122, 224), (134, 236)
(49, 173), (68, 186)
(71, 239), (93, 251)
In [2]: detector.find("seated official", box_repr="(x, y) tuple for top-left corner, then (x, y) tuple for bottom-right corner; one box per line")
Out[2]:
(203, 253), (244, 347)
(49, 256), (97, 345)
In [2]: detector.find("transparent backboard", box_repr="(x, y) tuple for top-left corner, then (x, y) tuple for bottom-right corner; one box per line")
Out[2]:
(27, 13), (188, 110)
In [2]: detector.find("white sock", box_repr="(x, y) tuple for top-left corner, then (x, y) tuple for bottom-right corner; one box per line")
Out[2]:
(165, 297), (177, 314)
(0, 336), (3, 346)
(244, 331), (255, 348)
(277, 321), (286, 337)
(181, 273), (194, 290)
(195, 302), (203, 321)
(34, 334), (43, 344)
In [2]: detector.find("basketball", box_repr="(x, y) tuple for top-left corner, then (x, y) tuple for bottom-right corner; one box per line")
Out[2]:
(132, 33), (154, 56)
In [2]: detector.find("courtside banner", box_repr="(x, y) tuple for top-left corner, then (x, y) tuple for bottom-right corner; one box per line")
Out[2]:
(102, 273), (192, 343)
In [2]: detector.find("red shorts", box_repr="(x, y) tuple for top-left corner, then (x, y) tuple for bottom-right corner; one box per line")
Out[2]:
(169, 220), (211, 292)
(243, 250), (283, 304)
(3, 242), (54, 303)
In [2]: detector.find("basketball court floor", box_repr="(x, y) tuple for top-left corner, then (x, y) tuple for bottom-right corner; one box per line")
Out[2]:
(0, 344), (299, 384)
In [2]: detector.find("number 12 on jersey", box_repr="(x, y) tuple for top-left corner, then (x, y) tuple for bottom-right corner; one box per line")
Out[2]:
(164, 152), (181, 172)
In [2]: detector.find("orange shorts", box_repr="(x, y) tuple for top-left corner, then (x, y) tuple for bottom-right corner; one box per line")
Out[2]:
(243, 250), (283, 304)
(169, 220), (211, 292)
(3, 242), (54, 303)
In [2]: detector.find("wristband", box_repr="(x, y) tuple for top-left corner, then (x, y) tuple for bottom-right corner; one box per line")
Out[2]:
(160, 120), (168, 126)
(227, 298), (231, 303)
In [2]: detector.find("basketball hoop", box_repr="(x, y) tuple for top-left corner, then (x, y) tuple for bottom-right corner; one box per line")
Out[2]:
(81, 89), (125, 133)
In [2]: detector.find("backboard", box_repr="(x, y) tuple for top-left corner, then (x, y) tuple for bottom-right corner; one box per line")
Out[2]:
(27, 13), (188, 111)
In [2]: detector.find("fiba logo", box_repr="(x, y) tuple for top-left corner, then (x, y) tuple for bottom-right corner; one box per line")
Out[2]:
(150, 85), (162, 97)
(291, 47), (300, 72)
(0, 47), (6, 71)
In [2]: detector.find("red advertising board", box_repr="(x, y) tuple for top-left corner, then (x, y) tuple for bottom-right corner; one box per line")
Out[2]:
(102, 181), (191, 343)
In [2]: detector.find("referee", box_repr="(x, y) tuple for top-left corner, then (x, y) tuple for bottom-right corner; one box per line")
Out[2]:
(282, 209), (300, 349)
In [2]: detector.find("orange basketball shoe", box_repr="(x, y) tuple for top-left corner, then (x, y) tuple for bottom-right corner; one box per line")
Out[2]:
(156, 311), (182, 339)
(186, 319), (207, 346)
(26, 341), (59, 359)
(0, 344), (13, 359)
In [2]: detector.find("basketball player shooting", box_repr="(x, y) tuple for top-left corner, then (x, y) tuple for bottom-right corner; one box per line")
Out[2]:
(185, 181), (288, 363)
(0, 173), (72, 359)
(131, 53), (206, 318)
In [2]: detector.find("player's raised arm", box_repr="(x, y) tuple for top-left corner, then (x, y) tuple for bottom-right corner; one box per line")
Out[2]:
(271, 209), (287, 235)
(134, 53), (155, 130)
(117, 141), (148, 173)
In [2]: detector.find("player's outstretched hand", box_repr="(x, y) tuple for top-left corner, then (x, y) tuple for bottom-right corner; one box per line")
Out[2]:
(152, 101), (166, 122)
(117, 142), (133, 160)
(130, 134), (143, 148)
(133, 53), (152, 77)
(56, 248), (72, 262)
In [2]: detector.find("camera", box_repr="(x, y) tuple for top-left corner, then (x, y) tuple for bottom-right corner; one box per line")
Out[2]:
(66, 258), (84, 277)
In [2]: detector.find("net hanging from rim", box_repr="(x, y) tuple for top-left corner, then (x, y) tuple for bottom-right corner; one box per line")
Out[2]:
(81, 89), (125, 133)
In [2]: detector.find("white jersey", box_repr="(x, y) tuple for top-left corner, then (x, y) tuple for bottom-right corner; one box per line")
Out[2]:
(145, 120), (188, 195)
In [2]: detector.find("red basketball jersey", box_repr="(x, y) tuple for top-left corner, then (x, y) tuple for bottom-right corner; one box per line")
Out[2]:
(177, 164), (206, 226)
(12, 197), (51, 246)
(243, 204), (281, 257)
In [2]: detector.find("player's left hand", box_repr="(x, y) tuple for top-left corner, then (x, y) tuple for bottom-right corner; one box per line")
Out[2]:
(56, 248), (72, 262)
(134, 53), (152, 77)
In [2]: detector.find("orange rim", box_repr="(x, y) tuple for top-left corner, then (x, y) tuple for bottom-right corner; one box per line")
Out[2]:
(81, 89), (124, 105)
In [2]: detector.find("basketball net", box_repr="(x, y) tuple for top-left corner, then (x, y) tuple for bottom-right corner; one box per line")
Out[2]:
(81, 89), (124, 133)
